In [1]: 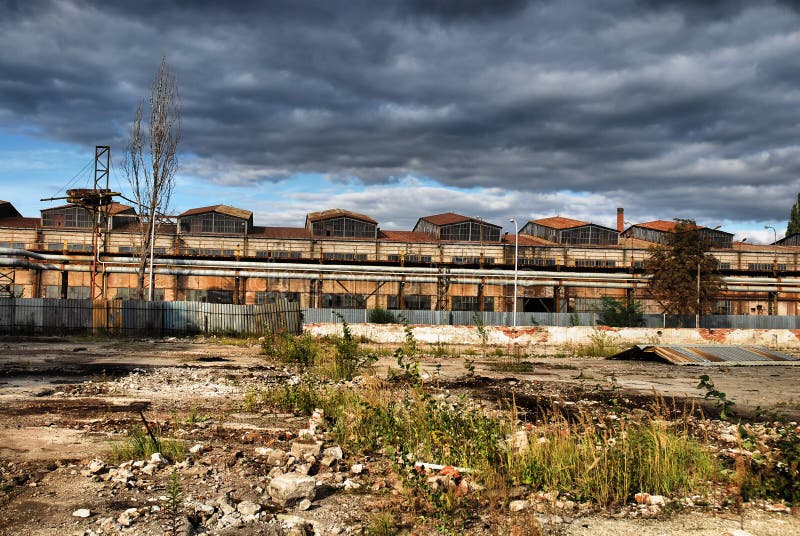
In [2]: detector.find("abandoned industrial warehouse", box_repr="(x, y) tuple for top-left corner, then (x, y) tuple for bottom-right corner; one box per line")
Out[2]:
(0, 198), (798, 316)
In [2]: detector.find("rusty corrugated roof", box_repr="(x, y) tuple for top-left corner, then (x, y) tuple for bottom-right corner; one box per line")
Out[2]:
(530, 216), (589, 230)
(502, 234), (555, 246)
(179, 205), (253, 220)
(614, 345), (800, 366)
(306, 209), (377, 224)
(633, 220), (683, 232)
(419, 213), (501, 228)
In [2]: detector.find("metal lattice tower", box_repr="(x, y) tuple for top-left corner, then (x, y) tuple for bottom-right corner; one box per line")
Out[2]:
(89, 146), (111, 300)
(0, 267), (16, 298)
(41, 146), (118, 300)
(436, 267), (449, 311)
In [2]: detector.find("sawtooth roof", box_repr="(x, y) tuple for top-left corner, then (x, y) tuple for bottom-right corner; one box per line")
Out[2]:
(530, 216), (590, 230)
(40, 202), (134, 215)
(631, 220), (733, 235)
(419, 213), (501, 227)
(179, 205), (253, 220)
(306, 209), (377, 224)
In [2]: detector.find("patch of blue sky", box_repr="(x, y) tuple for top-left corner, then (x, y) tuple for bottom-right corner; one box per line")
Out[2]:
(0, 131), (96, 215)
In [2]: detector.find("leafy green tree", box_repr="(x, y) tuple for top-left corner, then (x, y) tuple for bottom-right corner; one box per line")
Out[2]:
(644, 219), (724, 316)
(596, 296), (644, 327)
(787, 193), (800, 237)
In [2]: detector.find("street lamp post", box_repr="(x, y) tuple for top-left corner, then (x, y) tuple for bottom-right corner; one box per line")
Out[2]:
(696, 261), (701, 329)
(696, 225), (722, 328)
(509, 219), (519, 327)
(765, 225), (778, 314)
(765, 225), (778, 272)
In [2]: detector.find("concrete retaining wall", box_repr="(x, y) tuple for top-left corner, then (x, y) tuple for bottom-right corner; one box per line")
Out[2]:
(305, 322), (800, 349)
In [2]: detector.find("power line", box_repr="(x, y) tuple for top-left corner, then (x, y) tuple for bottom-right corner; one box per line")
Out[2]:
(53, 157), (95, 198)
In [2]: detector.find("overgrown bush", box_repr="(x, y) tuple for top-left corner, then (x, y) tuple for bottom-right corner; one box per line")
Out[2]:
(393, 316), (420, 384)
(110, 424), (184, 462)
(571, 328), (620, 357)
(330, 313), (378, 380)
(368, 308), (396, 324)
(261, 330), (319, 368)
(514, 414), (717, 507)
(596, 297), (645, 327)
(739, 422), (800, 505)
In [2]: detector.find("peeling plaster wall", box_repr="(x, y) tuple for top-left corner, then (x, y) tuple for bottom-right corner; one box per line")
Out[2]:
(304, 323), (800, 349)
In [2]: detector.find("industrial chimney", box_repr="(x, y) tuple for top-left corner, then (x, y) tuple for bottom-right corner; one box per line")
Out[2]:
(617, 208), (624, 232)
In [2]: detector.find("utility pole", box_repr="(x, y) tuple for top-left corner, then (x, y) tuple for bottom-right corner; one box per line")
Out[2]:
(509, 219), (519, 327)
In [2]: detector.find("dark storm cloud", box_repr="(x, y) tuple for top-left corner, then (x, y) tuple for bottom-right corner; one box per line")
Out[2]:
(405, 0), (531, 20)
(2, 0), (800, 225)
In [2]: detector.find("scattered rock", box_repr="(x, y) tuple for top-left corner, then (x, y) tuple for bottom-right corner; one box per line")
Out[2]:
(298, 498), (312, 511)
(322, 446), (343, 460)
(72, 508), (91, 518)
(268, 473), (316, 506)
(350, 463), (364, 475)
(226, 450), (243, 467)
(141, 463), (158, 475)
(290, 440), (322, 459)
(195, 503), (216, 515)
(189, 443), (206, 455)
(507, 430), (530, 454)
(217, 495), (237, 515)
(647, 495), (665, 507)
(509, 500), (530, 512)
(149, 452), (167, 465)
(237, 500), (262, 517)
(88, 460), (106, 474)
(342, 479), (361, 491)
(766, 503), (791, 513)
(117, 507), (139, 527)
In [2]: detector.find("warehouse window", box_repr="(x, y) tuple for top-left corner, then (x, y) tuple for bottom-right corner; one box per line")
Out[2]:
(387, 294), (432, 310)
(451, 296), (494, 311)
(320, 293), (366, 308)
(575, 259), (616, 268)
(44, 286), (90, 299)
(311, 217), (376, 238)
(115, 288), (165, 301)
(748, 263), (787, 271)
(255, 291), (300, 304)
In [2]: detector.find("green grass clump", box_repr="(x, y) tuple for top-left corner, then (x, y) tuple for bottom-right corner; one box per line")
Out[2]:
(570, 328), (620, 357)
(513, 415), (718, 507)
(489, 359), (536, 373)
(261, 331), (320, 368)
(110, 425), (185, 462)
(365, 512), (397, 536)
(261, 319), (376, 381)
(266, 381), (719, 510)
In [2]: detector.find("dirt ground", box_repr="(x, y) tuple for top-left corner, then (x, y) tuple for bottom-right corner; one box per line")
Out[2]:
(1, 336), (799, 535)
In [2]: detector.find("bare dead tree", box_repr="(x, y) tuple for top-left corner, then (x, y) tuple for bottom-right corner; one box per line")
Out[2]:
(124, 56), (181, 300)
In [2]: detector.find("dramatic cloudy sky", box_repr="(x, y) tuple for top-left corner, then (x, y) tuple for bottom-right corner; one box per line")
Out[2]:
(2, 0), (800, 242)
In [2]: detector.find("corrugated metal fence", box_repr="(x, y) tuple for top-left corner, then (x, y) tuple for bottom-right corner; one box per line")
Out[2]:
(304, 308), (596, 327)
(0, 298), (301, 336)
(304, 308), (800, 329)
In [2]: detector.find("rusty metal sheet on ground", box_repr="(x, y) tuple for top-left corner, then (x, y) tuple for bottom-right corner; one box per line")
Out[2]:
(611, 345), (800, 365)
